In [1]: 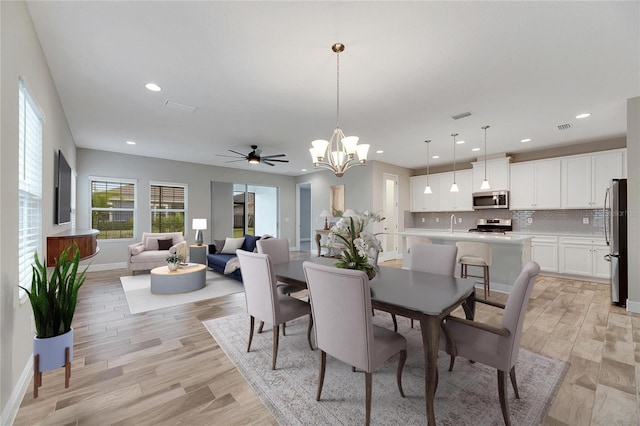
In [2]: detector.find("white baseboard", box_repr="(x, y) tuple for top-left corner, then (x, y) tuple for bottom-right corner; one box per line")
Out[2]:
(1, 356), (33, 426)
(626, 299), (640, 314)
(86, 262), (126, 272)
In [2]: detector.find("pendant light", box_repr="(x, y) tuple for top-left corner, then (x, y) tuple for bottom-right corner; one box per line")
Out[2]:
(424, 140), (432, 194)
(450, 133), (459, 192)
(480, 125), (491, 190)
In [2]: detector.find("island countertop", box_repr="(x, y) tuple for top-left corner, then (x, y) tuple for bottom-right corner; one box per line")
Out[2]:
(400, 229), (533, 244)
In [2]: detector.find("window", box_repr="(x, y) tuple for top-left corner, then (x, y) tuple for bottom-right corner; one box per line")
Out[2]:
(90, 178), (136, 239)
(150, 183), (187, 233)
(18, 80), (43, 294)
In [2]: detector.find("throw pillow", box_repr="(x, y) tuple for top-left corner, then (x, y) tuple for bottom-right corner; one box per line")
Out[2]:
(145, 237), (159, 251)
(157, 238), (173, 250)
(241, 234), (261, 253)
(220, 237), (245, 254)
(213, 239), (226, 254)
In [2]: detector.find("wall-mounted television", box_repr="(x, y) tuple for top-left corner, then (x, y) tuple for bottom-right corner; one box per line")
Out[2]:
(56, 150), (72, 224)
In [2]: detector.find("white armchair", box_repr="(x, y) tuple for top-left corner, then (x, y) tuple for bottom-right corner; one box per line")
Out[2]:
(127, 232), (188, 274)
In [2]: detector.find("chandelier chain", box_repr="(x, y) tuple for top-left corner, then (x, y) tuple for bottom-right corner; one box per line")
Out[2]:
(336, 49), (340, 129)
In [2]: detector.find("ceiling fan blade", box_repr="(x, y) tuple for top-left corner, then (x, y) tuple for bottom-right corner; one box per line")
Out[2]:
(217, 154), (245, 158)
(225, 159), (247, 163)
(262, 154), (286, 159)
(262, 160), (276, 166)
(264, 158), (289, 163)
(228, 149), (247, 157)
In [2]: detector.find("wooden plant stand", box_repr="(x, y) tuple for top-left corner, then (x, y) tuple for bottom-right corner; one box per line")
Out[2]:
(33, 347), (71, 398)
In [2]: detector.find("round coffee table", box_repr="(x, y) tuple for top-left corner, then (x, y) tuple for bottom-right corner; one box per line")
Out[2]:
(150, 263), (206, 294)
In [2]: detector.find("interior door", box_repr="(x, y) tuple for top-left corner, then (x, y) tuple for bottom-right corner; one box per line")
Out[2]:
(379, 173), (398, 261)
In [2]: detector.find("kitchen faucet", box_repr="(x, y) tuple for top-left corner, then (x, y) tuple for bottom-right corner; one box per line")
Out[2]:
(450, 214), (457, 235)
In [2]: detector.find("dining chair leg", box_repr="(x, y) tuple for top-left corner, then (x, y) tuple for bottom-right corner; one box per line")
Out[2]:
(247, 316), (255, 352)
(258, 321), (264, 334)
(396, 349), (406, 397)
(365, 372), (372, 426)
(307, 314), (314, 350)
(497, 369), (512, 426)
(410, 319), (414, 329)
(282, 322), (286, 336)
(460, 263), (464, 277)
(510, 366), (520, 399)
(391, 314), (398, 332)
(485, 266), (491, 299)
(316, 351), (326, 401)
(272, 325), (280, 370)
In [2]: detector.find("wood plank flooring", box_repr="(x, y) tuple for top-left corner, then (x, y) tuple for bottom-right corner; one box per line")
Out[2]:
(13, 254), (639, 425)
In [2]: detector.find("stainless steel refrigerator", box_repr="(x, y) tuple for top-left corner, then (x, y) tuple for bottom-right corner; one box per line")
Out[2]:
(604, 178), (628, 307)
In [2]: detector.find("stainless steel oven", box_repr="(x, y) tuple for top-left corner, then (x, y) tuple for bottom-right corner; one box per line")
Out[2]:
(472, 190), (509, 210)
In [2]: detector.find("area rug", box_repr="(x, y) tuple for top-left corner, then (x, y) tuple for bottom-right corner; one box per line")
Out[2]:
(204, 313), (568, 426)
(120, 271), (244, 314)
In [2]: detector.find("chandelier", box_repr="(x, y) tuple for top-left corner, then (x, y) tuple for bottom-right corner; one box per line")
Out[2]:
(309, 43), (369, 177)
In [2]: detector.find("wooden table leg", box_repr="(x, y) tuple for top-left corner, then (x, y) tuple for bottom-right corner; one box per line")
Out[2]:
(462, 292), (476, 320)
(33, 354), (39, 398)
(420, 314), (440, 426)
(315, 232), (322, 257)
(65, 347), (71, 388)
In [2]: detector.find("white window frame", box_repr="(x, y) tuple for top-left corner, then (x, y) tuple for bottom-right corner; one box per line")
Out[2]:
(89, 176), (137, 241)
(149, 181), (188, 235)
(18, 79), (43, 300)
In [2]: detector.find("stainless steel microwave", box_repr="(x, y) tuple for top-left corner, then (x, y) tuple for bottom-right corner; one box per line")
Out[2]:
(472, 190), (509, 210)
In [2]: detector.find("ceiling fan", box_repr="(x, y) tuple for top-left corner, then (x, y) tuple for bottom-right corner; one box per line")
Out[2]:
(217, 145), (289, 167)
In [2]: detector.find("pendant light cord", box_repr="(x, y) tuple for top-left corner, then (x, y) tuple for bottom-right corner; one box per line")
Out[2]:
(482, 125), (490, 181)
(451, 133), (458, 182)
(336, 49), (340, 130)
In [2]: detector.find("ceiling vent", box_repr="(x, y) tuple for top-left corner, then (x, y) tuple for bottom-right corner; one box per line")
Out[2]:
(451, 112), (471, 120)
(164, 99), (197, 113)
(557, 123), (572, 130)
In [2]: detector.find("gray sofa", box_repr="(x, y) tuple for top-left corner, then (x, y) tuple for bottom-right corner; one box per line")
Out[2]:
(127, 232), (188, 274)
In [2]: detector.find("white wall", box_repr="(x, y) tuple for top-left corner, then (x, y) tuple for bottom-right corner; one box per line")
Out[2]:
(1, 1), (77, 421)
(627, 97), (640, 311)
(76, 149), (298, 267)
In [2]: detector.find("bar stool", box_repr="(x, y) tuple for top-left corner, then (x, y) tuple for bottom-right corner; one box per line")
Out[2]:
(456, 241), (492, 299)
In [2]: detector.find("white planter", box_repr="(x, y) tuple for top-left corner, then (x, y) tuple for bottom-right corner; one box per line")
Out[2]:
(167, 262), (179, 271)
(34, 328), (74, 372)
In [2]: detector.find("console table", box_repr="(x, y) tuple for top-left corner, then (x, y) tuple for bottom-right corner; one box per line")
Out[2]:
(47, 229), (99, 266)
(314, 229), (330, 257)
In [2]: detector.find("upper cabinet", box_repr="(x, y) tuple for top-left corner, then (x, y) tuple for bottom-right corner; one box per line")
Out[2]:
(561, 150), (625, 209)
(410, 170), (471, 212)
(509, 159), (561, 210)
(471, 157), (511, 192)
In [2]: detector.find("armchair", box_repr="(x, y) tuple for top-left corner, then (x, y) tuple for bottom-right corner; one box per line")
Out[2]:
(127, 232), (187, 274)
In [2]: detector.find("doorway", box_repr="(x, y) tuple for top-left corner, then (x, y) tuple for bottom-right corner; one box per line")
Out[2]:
(379, 173), (399, 261)
(296, 182), (312, 252)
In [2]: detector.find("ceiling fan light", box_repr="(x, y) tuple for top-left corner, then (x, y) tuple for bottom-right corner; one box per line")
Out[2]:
(355, 143), (370, 163)
(249, 158), (260, 164)
(480, 179), (491, 190)
(341, 136), (359, 155)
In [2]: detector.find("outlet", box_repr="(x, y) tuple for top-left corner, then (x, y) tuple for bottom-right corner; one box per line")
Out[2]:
(458, 218), (462, 223)
(527, 218), (533, 224)
(421, 217), (425, 223)
(583, 217), (589, 224)
(435, 217), (439, 223)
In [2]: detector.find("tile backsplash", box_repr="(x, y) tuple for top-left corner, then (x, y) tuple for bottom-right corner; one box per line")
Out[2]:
(406, 209), (604, 236)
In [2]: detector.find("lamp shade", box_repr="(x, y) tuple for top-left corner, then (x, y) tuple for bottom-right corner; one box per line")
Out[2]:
(319, 210), (332, 218)
(192, 218), (207, 230)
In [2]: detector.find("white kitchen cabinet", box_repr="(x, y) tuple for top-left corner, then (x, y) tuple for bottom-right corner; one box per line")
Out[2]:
(471, 157), (511, 192)
(509, 159), (561, 209)
(531, 236), (558, 272)
(437, 170), (473, 211)
(559, 236), (610, 279)
(561, 150), (624, 209)
(410, 174), (439, 212)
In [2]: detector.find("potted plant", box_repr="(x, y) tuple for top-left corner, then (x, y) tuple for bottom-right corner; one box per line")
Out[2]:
(165, 253), (184, 271)
(18, 244), (87, 397)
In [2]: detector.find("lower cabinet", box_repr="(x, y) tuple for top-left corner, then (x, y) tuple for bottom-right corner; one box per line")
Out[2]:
(531, 236), (558, 272)
(559, 237), (610, 279)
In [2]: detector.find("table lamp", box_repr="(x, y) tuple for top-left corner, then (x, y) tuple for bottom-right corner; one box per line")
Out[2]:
(319, 210), (332, 230)
(192, 218), (207, 246)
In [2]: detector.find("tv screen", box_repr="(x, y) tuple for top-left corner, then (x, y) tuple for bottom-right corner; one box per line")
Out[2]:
(56, 150), (72, 224)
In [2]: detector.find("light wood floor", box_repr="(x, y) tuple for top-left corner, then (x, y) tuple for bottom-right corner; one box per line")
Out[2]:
(13, 254), (639, 425)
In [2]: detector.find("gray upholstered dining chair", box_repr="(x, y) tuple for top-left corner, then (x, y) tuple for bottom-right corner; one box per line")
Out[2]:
(235, 250), (313, 370)
(442, 261), (540, 426)
(303, 262), (407, 426)
(390, 243), (459, 331)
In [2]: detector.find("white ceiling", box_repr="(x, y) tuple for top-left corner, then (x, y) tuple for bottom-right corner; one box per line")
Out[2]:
(26, 1), (639, 176)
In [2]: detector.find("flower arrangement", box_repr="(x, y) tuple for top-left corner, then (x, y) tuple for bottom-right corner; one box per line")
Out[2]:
(165, 253), (184, 264)
(326, 210), (385, 279)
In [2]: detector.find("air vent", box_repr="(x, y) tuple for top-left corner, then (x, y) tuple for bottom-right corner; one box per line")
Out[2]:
(451, 112), (472, 120)
(557, 123), (572, 130)
(164, 100), (197, 113)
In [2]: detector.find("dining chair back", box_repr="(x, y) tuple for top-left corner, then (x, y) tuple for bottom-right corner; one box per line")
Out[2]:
(256, 238), (290, 264)
(236, 250), (313, 370)
(410, 243), (458, 276)
(443, 261), (540, 425)
(303, 262), (407, 425)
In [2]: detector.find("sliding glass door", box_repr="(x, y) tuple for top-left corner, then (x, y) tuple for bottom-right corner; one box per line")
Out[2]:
(233, 184), (278, 237)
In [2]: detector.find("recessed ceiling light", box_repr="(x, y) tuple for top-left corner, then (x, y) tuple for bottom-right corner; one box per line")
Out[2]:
(432, 155), (440, 159)
(576, 113), (591, 119)
(471, 148), (480, 152)
(521, 138), (531, 143)
(456, 140), (465, 144)
(145, 82), (162, 92)
(301, 168), (307, 172)
(126, 140), (136, 145)
(376, 150), (384, 154)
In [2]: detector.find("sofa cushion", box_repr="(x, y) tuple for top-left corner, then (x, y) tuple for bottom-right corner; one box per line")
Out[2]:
(158, 238), (173, 250)
(241, 234), (261, 252)
(145, 237), (160, 251)
(220, 237), (245, 254)
(130, 250), (167, 264)
(207, 253), (236, 269)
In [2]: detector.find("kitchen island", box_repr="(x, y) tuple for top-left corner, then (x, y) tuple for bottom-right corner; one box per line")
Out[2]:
(398, 229), (532, 293)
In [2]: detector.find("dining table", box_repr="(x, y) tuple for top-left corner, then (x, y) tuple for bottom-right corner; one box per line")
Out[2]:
(273, 257), (478, 426)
